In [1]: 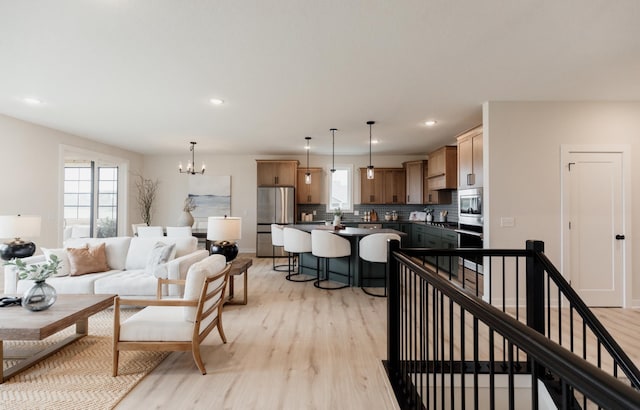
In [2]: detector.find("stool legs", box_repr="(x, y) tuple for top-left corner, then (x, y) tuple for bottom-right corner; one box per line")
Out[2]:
(313, 256), (350, 290)
(360, 260), (388, 297)
(272, 245), (292, 272)
(285, 252), (315, 282)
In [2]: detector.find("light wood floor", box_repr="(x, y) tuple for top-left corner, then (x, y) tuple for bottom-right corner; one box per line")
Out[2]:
(116, 255), (640, 410)
(116, 255), (400, 410)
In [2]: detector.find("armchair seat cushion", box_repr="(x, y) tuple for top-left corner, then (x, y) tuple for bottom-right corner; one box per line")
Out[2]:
(120, 306), (193, 342)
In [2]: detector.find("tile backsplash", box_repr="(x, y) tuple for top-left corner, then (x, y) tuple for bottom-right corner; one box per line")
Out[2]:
(298, 191), (458, 223)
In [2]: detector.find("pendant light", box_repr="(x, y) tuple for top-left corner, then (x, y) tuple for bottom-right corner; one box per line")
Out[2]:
(329, 128), (337, 173)
(366, 121), (375, 179)
(304, 137), (312, 184)
(178, 141), (206, 175)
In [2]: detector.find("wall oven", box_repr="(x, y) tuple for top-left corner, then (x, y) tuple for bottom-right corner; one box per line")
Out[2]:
(456, 188), (484, 272)
(458, 188), (483, 227)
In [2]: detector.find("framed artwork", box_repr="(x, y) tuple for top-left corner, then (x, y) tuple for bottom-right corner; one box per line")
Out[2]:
(188, 175), (231, 229)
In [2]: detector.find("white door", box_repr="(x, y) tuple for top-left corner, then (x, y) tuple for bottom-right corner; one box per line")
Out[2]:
(564, 151), (624, 307)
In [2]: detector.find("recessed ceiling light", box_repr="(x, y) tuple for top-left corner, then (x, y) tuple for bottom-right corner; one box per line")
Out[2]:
(209, 98), (224, 105)
(23, 97), (43, 105)
(424, 120), (437, 126)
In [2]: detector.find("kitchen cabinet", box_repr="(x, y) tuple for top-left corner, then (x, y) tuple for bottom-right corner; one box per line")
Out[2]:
(360, 168), (385, 204)
(424, 163), (452, 205)
(296, 167), (323, 204)
(404, 160), (427, 204)
(256, 160), (298, 186)
(412, 224), (458, 275)
(359, 168), (405, 204)
(426, 146), (457, 190)
(383, 168), (406, 204)
(457, 125), (483, 189)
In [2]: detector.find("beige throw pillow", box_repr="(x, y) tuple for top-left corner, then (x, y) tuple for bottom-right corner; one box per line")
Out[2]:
(67, 243), (110, 276)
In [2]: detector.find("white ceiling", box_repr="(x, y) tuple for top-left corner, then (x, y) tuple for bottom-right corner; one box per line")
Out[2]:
(1, 1), (639, 156)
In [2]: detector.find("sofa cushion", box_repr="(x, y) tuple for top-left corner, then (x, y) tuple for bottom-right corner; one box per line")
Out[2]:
(94, 269), (159, 296)
(64, 237), (132, 270)
(126, 237), (197, 270)
(67, 243), (110, 276)
(183, 254), (227, 322)
(16, 270), (119, 294)
(41, 247), (71, 277)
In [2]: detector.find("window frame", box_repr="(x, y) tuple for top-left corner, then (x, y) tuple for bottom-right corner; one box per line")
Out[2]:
(326, 163), (353, 213)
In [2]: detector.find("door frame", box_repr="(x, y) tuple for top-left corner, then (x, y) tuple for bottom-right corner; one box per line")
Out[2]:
(560, 144), (632, 307)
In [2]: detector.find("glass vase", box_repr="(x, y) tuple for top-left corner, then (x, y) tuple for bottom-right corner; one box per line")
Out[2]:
(22, 280), (57, 311)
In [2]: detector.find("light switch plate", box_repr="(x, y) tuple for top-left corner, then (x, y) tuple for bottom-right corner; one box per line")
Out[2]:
(501, 217), (515, 227)
(354, 210), (359, 216)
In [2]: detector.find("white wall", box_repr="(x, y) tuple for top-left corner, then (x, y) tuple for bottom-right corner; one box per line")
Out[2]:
(142, 153), (428, 253)
(485, 102), (640, 304)
(0, 113), (143, 249)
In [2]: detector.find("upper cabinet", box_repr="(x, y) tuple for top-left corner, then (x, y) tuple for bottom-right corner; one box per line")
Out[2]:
(457, 125), (483, 189)
(383, 168), (406, 204)
(360, 168), (405, 204)
(404, 160), (427, 204)
(426, 146), (457, 190)
(296, 167), (323, 204)
(256, 160), (299, 186)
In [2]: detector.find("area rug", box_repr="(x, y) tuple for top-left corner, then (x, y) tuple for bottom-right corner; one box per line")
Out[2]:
(1, 308), (168, 410)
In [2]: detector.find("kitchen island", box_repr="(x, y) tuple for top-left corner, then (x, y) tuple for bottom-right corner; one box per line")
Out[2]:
(288, 224), (406, 287)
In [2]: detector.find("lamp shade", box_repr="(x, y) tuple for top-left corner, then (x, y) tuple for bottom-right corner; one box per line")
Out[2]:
(206, 216), (242, 241)
(0, 215), (41, 239)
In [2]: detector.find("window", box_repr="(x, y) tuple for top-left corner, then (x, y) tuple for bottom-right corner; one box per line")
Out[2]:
(64, 161), (118, 238)
(327, 164), (353, 212)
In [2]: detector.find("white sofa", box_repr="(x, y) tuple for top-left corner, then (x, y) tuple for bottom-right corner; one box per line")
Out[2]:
(3, 236), (209, 298)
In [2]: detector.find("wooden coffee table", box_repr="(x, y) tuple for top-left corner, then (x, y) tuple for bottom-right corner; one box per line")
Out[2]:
(0, 293), (115, 383)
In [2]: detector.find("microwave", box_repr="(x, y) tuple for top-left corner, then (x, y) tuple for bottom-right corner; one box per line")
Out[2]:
(458, 188), (483, 226)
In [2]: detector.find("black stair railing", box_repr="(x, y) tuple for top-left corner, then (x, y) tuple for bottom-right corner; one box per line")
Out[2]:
(385, 239), (640, 409)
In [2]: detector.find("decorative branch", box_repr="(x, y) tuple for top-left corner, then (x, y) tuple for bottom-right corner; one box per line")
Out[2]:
(134, 174), (159, 226)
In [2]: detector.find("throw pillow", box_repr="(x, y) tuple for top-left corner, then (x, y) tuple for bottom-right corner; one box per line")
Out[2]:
(41, 247), (71, 277)
(67, 243), (110, 276)
(145, 242), (176, 278)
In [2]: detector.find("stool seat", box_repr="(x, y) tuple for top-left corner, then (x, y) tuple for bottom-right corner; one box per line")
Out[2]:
(271, 224), (290, 272)
(359, 233), (400, 297)
(283, 227), (316, 282)
(311, 229), (351, 290)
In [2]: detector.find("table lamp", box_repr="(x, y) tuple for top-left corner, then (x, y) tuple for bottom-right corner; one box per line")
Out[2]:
(0, 215), (42, 260)
(207, 216), (242, 262)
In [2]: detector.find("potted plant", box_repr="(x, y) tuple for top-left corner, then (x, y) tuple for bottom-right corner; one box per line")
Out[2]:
(4, 255), (61, 311)
(332, 208), (343, 226)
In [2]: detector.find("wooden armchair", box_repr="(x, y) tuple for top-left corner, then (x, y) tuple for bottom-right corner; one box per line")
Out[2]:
(112, 254), (231, 376)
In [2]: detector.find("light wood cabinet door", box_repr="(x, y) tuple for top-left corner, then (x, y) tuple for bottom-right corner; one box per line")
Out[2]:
(404, 160), (426, 204)
(360, 168), (385, 204)
(384, 169), (406, 204)
(424, 162), (452, 205)
(457, 125), (483, 189)
(426, 146), (457, 190)
(256, 160), (298, 186)
(297, 168), (323, 204)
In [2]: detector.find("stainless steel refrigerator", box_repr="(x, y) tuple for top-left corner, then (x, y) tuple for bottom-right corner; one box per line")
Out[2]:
(256, 186), (295, 257)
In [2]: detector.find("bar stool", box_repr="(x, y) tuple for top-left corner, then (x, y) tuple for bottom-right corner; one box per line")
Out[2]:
(311, 229), (351, 290)
(359, 233), (400, 297)
(282, 227), (316, 282)
(271, 224), (291, 272)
